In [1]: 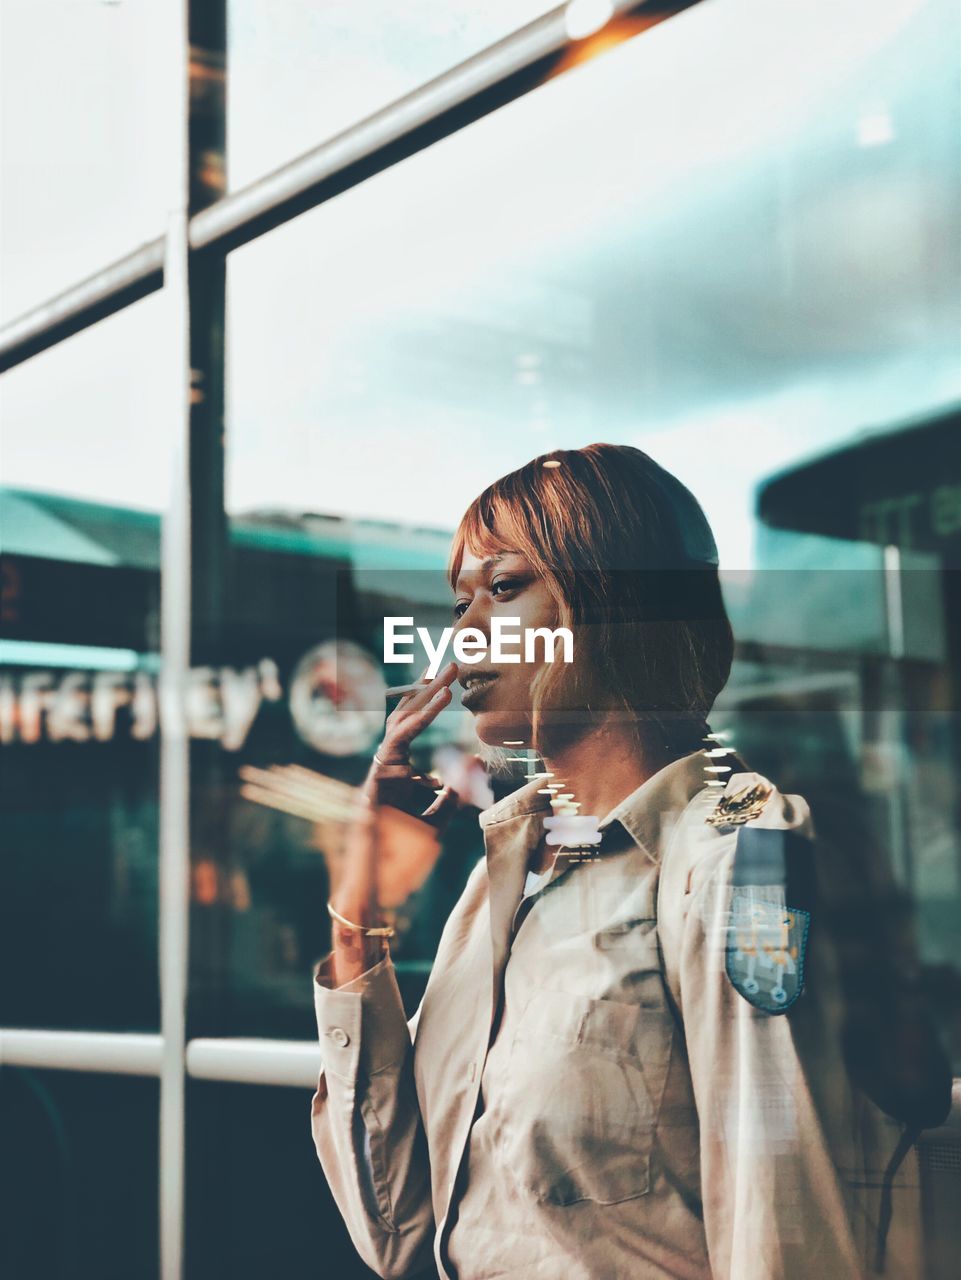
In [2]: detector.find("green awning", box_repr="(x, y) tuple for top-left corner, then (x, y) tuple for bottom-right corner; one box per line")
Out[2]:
(0, 487), (452, 577)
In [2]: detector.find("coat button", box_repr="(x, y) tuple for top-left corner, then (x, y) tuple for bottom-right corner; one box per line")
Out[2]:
(328, 1026), (350, 1048)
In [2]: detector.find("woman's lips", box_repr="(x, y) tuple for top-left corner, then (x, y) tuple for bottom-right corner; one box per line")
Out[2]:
(460, 672), (499, 711)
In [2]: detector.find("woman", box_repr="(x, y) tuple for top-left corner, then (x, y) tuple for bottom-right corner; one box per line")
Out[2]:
(310, 445), (919, 1280)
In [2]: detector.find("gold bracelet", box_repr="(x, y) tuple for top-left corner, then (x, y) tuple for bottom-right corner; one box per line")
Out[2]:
(327, 901), (395, 939)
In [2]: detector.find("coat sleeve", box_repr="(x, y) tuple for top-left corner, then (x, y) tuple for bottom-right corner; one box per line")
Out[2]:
(658, 789), (866, 1280)
(310, 951), (435, 1279)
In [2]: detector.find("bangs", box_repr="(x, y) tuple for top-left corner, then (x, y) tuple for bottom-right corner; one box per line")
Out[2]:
(447, 488), (535, 589)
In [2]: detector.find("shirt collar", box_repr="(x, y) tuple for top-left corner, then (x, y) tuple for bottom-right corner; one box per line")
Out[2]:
(477, 749), (712, 865)
(597, 749), (712, 862)
(478, 776), (552, 830)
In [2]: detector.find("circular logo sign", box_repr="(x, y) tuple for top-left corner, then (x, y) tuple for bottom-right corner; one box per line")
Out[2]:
(288, 640), (386, 757)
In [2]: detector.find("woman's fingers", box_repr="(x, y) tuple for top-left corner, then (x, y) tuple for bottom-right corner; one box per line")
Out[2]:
(366, 661), (456, 811)
(385, 685), (452, 755)
(383, 662), (457, 753)
(388, 661), (456, 716)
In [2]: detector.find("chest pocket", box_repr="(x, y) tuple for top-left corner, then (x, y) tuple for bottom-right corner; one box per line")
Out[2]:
(500, 988), (674, 1206)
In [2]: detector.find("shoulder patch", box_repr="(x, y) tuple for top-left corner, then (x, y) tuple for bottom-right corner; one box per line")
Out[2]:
(706, 780), (773, 828)
(724, 826), (812, 1015)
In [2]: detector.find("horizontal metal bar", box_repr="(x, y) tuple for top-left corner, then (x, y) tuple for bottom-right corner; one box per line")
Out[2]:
(0, 1028), (163, 1076)
(0, 2), (696, 370)
(0, 238), (165, 373)
(189, 2), (650, 253)
(0, 1029), (319, 1090)
(5, 1027), (961, 1134)
(186, 1037), (321, 1088)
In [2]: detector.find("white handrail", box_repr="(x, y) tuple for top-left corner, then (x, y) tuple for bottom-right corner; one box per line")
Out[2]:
(186, 1038), (322, 1089)
(0, 1028), (163, 1076)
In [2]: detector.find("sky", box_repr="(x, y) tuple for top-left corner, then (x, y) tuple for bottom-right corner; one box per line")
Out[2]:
(1, 0), (959, 571)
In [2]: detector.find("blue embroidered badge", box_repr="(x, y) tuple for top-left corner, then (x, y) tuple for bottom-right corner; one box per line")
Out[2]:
(726, 892), (810, 1014)
(724, 825), (813, 1015)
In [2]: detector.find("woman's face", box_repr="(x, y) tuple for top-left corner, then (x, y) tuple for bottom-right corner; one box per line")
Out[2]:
(451, 546), (560, 747)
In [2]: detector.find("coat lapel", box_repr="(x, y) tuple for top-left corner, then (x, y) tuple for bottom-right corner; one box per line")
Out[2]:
(482, 810), (547, 1020)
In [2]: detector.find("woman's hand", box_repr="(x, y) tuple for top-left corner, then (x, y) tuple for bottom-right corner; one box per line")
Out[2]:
(329, 662), (459, 986)
(362, 661), (460, 818)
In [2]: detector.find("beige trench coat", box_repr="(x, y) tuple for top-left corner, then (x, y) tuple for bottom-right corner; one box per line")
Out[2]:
(309, 751), (921, 1279)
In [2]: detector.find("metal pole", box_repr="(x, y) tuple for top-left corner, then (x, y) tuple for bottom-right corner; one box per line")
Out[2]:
(0, 239), (165, 373)
(183, 0), (230, 1054)
(158, 1), (191, 1277)
(158, 224), (191, 1280)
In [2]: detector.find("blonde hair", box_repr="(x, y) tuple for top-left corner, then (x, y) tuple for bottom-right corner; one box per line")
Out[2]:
(447, 444), (734, 760)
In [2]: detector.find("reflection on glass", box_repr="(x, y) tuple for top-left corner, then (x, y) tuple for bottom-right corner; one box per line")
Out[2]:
(218, 0), (961, 1093)
(226, 0), (960, 553)
(183, 544), (492, 1037)
(0, 293), (170, 1031)
(227, 0), (552, 188)
(0, 2), (171, 320)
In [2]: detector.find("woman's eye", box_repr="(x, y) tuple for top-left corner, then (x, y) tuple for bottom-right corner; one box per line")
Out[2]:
(452, 577), (524, 618)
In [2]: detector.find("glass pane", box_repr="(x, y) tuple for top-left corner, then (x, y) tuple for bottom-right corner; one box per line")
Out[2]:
(0, 1), (172, 321)
(186, 1079), (389, 1280)
(0, 1068), (159, 1280)
(181, 562), (484, 1039)
(226, 0), (960, 534)
(227, 0), (552, 188)
(0, 293), (170, 1030)
(216, 0), (961, 1082)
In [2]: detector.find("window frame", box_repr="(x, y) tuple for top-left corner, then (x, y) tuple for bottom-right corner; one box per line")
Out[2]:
(1, 3), (958, 1279)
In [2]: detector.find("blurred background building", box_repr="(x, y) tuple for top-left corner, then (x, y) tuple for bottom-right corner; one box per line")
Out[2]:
(1, 2), (959, 1278)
